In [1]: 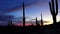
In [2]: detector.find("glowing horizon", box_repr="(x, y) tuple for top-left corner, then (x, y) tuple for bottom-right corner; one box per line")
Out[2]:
(0, 0), (60, 26)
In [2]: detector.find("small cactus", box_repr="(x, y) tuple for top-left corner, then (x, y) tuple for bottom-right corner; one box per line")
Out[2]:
(8, 19), (12, 26)
(40, 14), (44, 31)
(41, 14), (43, 27)
(36, 17), (40, 26)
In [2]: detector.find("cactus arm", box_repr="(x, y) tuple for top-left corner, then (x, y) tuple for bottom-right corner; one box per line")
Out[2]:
(56, 0), (58, 15)
(49, 2), (53, 15)
(51, 0), (55, 13)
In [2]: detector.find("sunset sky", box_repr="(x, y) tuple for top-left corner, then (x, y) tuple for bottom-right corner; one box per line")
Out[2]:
(0, 0), (60, 26)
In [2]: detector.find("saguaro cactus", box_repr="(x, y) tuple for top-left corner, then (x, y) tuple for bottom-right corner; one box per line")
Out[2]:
(49, 0), (58, 24)
(40, 14), (44, 31)
(23, 2), (25, 27)
(41, 14), (43, 27)
(36, 17), (40, 26)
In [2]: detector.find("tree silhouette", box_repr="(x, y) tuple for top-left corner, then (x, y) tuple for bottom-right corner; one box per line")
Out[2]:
(23, 2), (25, 27)
(49, 0), (58, 24)
(36, 17), (40, 26)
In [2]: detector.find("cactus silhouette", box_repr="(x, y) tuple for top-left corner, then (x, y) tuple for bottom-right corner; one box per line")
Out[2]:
(41, 14), (43, 26)
(41, 14), (43, 29)
(36, 17), (40, 26)
(23, 2), (25, 27)
(49, 0), (58, 24)
(8, 19), (12, 26)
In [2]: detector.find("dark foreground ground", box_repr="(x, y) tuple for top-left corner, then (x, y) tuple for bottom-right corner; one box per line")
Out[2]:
(0, 22), (60, 34)
(0, 26), (60, 34)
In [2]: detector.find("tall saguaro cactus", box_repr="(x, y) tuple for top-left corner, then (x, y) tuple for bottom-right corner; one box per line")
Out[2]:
(49, 0), (58, 24)
(23, 2), (25, 27)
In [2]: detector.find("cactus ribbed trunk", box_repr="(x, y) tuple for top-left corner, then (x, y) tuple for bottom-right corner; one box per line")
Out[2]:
(53, 15), (56, 24)
(49, 0), (58, 24)
(23, 2), (25, 27)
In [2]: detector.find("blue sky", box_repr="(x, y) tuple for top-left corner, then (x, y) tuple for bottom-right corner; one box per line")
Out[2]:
(0, 0), (60, 25)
